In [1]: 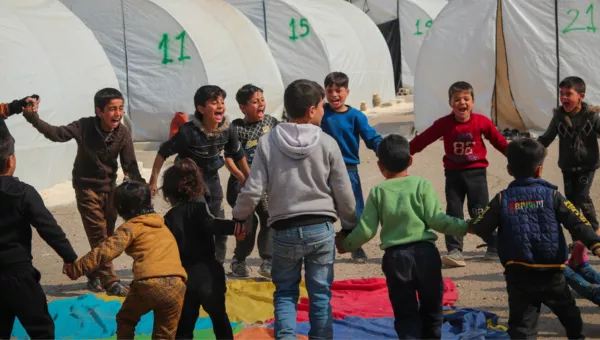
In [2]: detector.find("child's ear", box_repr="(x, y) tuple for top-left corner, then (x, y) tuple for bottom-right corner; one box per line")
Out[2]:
(196, 105), (205, 114)
(95, 107), (102, 116)
(580, 92), (586, 101)
(239, 104), (245, 113)
(5, 154), (16, 174)
(376, 160), (385, 174)
(408, 155), (413, 167)
(535, 165), (543, 178)
(307, 106), (315, 120)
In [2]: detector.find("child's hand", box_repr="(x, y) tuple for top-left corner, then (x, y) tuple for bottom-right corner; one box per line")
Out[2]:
(22, 96), (40, 116)
(148, 181), (158, 197)
(234, 221), (248, 241)
(62, 263), (78, 280)
(335, 232), (348, 254)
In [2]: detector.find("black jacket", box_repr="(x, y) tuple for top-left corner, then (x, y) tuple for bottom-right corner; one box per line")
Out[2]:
(0, 176), (77, 271)
(163, 197), (236, 267)
(538, 102), (600, 172)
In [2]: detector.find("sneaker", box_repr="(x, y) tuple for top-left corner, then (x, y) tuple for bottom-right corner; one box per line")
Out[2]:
(231, 260), (250, 278)
(86, 278), (104, 293)
(106, 282), (129, 297)
(352, 247), (368, 264)
(258, 260), (272, 279)
(483, 248), (499, 261)
(442, 250), (466, 267)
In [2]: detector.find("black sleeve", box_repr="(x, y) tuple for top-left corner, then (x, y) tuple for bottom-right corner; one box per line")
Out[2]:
(199, 202), (237, 235)
(224, 126), (245, 161)
(469, 193), (501, 241)
(25, 186), (77, 263)
(0, 117), (9, 138)
(537, 116), (558, 148)
(163, 212), (184, 251)
(158, 126), (190, 159)
(555, 192), (600, 252)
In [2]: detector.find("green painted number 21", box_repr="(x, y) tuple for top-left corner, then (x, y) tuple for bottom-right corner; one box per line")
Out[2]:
(289, 18), (310, 41)
(563, 3), (597, 34)
(414, 19), (433, 35)
(158, 30), (191, 65)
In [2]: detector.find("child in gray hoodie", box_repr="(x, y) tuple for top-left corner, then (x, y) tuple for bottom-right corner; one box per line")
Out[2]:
(232, 79), (356, 339)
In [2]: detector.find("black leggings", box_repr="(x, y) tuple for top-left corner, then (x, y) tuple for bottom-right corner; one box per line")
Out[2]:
(204, 172), (227, 264)
(176, 261), (232, 339)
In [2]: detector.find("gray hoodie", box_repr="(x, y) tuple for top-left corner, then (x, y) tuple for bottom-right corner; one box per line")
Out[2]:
(232, 123), (357, 230)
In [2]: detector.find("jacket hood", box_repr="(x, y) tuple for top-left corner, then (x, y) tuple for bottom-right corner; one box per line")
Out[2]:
(191, 113), (229, 137)
(553, 102), (600, 128)
(271, 123), (321, 160)
(0, 176), (25, 197)
(127, 212), (165, 228)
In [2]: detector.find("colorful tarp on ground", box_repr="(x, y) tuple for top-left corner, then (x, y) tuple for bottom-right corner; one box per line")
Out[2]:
(12, 277), (507, 339)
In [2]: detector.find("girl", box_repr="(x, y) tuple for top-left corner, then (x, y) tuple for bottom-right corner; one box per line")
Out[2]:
(162, 158), (246, 339)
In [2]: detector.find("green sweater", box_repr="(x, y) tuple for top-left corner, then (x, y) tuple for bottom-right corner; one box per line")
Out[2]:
(342, 176), (468, 252)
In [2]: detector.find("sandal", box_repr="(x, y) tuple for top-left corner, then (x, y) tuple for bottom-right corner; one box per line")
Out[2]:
(106, 282), (130, 297)
(86, 278), (104, 293)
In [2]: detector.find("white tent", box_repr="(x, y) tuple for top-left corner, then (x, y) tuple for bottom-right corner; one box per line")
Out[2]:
(0, 0), (121, 191)
(226, 0), (396, 109)
(414, 0), (600, 133)
(350, 0), (448, 90)
(62, 0), (284, 142)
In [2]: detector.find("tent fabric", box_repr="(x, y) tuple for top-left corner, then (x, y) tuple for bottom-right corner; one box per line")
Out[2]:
(0, 0), (121, 191)
(414, 0), (600, 133)
(62, 0), (284, 142)
(226, 0), (396, 109)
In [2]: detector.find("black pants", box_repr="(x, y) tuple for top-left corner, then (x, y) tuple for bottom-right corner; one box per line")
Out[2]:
(176, 261), (233, 339)
(226, 176), (272, 262)
(563, 171), (599, 231)
(382, 242), (443, 339)
(505, 269), (583, 339)
(445, 168), (496, 252)
(205, 172), (227, 264)
(0, 267), (54, 339)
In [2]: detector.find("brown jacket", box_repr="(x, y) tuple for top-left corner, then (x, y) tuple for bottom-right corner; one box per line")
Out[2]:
(72, 213), (187, 282)
(23, 111), (143, 192)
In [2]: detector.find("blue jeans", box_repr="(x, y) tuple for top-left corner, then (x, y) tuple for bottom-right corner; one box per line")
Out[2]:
(348, 170), (364, 219)
(565, 264), (600, 306)
(272, 222), (335, 340)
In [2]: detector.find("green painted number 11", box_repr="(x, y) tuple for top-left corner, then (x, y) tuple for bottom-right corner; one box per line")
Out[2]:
(158, 30), (191, 65)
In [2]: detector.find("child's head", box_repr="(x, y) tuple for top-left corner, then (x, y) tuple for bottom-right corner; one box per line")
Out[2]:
(507, 138), (547, 179)
(161, 158), (205, 206)
(236, 84), (266, 123)
(448, 81), (475, 122)
(94, 88), (125, 132)
(324, 72), (350, 112)
(376, 134), (412, 178)
(194, 85), (227, 126)
(283, 79), (325, 125)
(114, 180), (154, 220)
(559, 76), (586, 113)
(0, 135), (16, 176)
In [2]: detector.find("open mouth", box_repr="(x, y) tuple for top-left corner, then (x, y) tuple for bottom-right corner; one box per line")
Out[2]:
(457, 107), (468, 113)
(330, 99), (341, 106)
(257, 108), (265, 116)
(110, 117), (121, 125)
(214, 111), (224, 120)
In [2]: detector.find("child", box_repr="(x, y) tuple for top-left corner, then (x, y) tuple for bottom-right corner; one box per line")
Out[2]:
(232, 79), (357, 339)
(22, 88), (143, 296)
(63, 181), (188, 340)
(0, 104), (78, 339)
(538, 76), (600, 231)
(321, 71), (382, 263)
(149, 85), (250, 264)
(162, 158), (245, 339)
(564, 241), (600, 306)
(410, 81), (508, 267)
(335, 134), (469, 339)
(470, 138), (600, 339)
(226, 84), (277, 278)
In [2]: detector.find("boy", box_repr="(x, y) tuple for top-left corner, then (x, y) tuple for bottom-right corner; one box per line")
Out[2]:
(1, 105), (78, 338)
(149, 85), (250, 264)
(336, 134), (469, 339)
(538, 76), (600, 231)
(410, 81), (508, 267)
(470, 138), (600, 339)
(22, 88), (143, 296)
(232, 79), (357, 339)
(226, 84), (277, 278)
(321, 71), (382, 263)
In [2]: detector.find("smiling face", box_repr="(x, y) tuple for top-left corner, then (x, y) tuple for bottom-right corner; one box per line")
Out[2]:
(325, 84), (349, 112)
(96, 99), (124, 132)
(449, 90), (474, 122)
(198, 95), (226, 127)
(240, 91), (266, 123)
(560, 86), (585, 113)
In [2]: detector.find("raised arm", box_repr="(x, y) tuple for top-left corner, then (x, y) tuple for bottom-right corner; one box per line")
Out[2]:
(482, 117), (508, 155)
(555, 192), (600, 252)
(409, 120), (444, 155)
(356, 112), (382, 153)
(22, 109), (81, 143)
(537, 116), (558, 148)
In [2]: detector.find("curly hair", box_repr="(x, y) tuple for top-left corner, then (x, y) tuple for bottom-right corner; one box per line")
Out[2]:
(114, 180), (154, 220)
(161, 158), (205, 205)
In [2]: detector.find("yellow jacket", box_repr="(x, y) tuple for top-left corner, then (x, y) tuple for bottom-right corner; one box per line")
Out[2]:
(73, 213), (187, 282)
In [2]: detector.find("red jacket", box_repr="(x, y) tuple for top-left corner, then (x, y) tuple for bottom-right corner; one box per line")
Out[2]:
(410, 113), (508, 170)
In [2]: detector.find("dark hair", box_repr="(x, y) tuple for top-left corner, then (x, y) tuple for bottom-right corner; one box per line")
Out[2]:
(236, 84), (263, 105)
(194, 85), (226, 111)
(283, 79), (325, 119)
(324, 72), (349, 88)
(0, 135), (15, 173)
(114, 181), (153, 220)
(94, 88), (124, 111)
(161, 158), (205, 205)
(507, 138), (547, 178)
(559, 76), (586, 94)
(448, 81), (475, 101)
(377, 134), (411, 173)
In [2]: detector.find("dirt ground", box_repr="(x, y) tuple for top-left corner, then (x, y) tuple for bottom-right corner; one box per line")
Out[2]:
(33, 112), (600, 338)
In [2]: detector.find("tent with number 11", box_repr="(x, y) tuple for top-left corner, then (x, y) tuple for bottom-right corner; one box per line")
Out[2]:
(414, 0), (600, 134)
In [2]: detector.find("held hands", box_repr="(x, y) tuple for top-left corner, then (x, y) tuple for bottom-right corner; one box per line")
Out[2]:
(21, 95), (40, 116)
(335, 232), (348, 254)
(234, 221), (248, 241)
(62, 263), (78, 280)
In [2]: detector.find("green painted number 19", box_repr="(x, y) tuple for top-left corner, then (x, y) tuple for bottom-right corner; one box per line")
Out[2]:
(289, 18), (310, 41)
(158, 30), (191, 65)
(414, 19), (433, 35)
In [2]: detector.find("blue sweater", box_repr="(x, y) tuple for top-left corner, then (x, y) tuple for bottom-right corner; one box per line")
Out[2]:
(321, 103), (382, 166)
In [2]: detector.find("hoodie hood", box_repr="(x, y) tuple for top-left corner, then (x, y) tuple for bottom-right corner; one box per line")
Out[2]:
(127, 212), (165, 229)
(0, 176), (26, 197)
(271, 123), (321, 160)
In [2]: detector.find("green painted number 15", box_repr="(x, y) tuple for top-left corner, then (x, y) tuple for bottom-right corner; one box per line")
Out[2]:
(289, 18), (310, 41)
(563, 3), (597, 34)
(158, 30), (191, 65)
